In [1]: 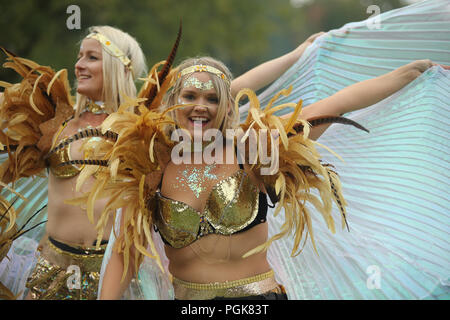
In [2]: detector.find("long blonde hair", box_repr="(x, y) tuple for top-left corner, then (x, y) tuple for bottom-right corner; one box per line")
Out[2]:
(74, 25), (147, 117)
(163, 56), (239, 133)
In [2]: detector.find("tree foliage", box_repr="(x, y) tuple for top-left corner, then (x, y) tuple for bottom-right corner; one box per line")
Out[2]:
(0, 0), (407, 90)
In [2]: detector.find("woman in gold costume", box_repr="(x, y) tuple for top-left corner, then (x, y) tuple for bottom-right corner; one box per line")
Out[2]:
(0, 26), (324, 300)
(0, 25), (147, 299)
(74, 51), (437, 300)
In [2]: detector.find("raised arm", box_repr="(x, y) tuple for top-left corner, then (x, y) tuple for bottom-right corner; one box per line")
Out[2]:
(231, 32), (325, 97)
(288, 59), (437, 140)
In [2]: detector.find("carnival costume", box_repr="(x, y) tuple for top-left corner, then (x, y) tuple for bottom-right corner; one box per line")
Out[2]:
(62, 27), (374, 299)
(93, 0), (448, 300)
(0, 0), (448, 300)
(0, 30), (133, 299)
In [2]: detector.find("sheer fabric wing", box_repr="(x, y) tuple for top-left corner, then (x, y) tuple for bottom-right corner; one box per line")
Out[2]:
(0, 156), (48, 299)
(240, 0), (450, 300)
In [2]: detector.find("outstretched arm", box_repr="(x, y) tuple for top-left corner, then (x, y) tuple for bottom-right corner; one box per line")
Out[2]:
(231, 32), (325, 97)
(287, 59), (436, 140)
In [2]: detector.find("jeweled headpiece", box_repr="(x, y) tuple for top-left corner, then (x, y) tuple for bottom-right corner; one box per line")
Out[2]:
(178, 64), (230, 85)
(182, 77), (214, 91)
(86, 32), (132, 70)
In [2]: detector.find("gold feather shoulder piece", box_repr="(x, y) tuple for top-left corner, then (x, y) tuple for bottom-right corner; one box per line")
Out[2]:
(67, 96), (177, 281)
(236, 87), (369, 259)
(0, 48), (74, 185)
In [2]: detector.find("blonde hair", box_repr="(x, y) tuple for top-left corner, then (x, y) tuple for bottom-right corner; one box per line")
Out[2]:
(74, 25), (147, 117)
(163, 56), (239, 133)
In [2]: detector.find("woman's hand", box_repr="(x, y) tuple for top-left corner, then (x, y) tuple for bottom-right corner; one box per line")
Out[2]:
(392, 59), (450, 81)
(290, 31), (326, 61)
(305, 31), (326, 44)
(394, 59), (435, 82)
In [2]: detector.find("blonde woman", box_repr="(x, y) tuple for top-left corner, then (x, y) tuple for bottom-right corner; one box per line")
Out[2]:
(75, 52), (436, 300)
(0, 23), (323, 300)
(22, 25), (147, 300)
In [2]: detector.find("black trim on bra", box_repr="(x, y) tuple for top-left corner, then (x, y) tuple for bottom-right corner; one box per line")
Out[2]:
(235, 191), (268, 234)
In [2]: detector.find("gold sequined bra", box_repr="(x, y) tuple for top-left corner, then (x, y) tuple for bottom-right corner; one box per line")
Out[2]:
(46, 102), (111, 179)
(46, 122), (83, 178)
(154, 169), (269, 249)
(46, 137), (82, 178)
(46, 122), (106, 178)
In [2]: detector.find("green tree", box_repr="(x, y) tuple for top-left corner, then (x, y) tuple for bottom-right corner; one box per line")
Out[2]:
(0, 0), (407, 91)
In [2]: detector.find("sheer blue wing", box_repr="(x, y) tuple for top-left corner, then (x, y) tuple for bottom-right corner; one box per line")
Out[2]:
(242, 0), (450, 300)
(0, 158), (47, 299)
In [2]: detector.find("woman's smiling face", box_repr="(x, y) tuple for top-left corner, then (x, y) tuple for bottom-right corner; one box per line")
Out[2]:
(175, 72), (220, 139)
(75, 38), (104, 101)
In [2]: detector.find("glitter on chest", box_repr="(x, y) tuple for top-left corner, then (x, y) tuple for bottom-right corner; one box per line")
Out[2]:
(176, 164), (218, 198)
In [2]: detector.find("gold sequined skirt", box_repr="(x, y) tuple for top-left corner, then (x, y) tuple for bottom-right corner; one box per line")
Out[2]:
(26, 237), (106, 300)
(173, 269), (285, 300)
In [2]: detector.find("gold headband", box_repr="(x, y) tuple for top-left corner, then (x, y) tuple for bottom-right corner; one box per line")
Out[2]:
(178, 64), (230, 85)
(86, 32), (132, 70)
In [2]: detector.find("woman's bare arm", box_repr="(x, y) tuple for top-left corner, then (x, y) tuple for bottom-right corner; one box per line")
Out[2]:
(231, 32), (325, 97)
(284, 59), (436, 140)
(99, 211), (136, 300)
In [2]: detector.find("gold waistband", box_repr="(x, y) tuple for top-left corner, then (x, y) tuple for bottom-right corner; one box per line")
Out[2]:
(40, 238), (106, 272)
(173, 270), (282, 300)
